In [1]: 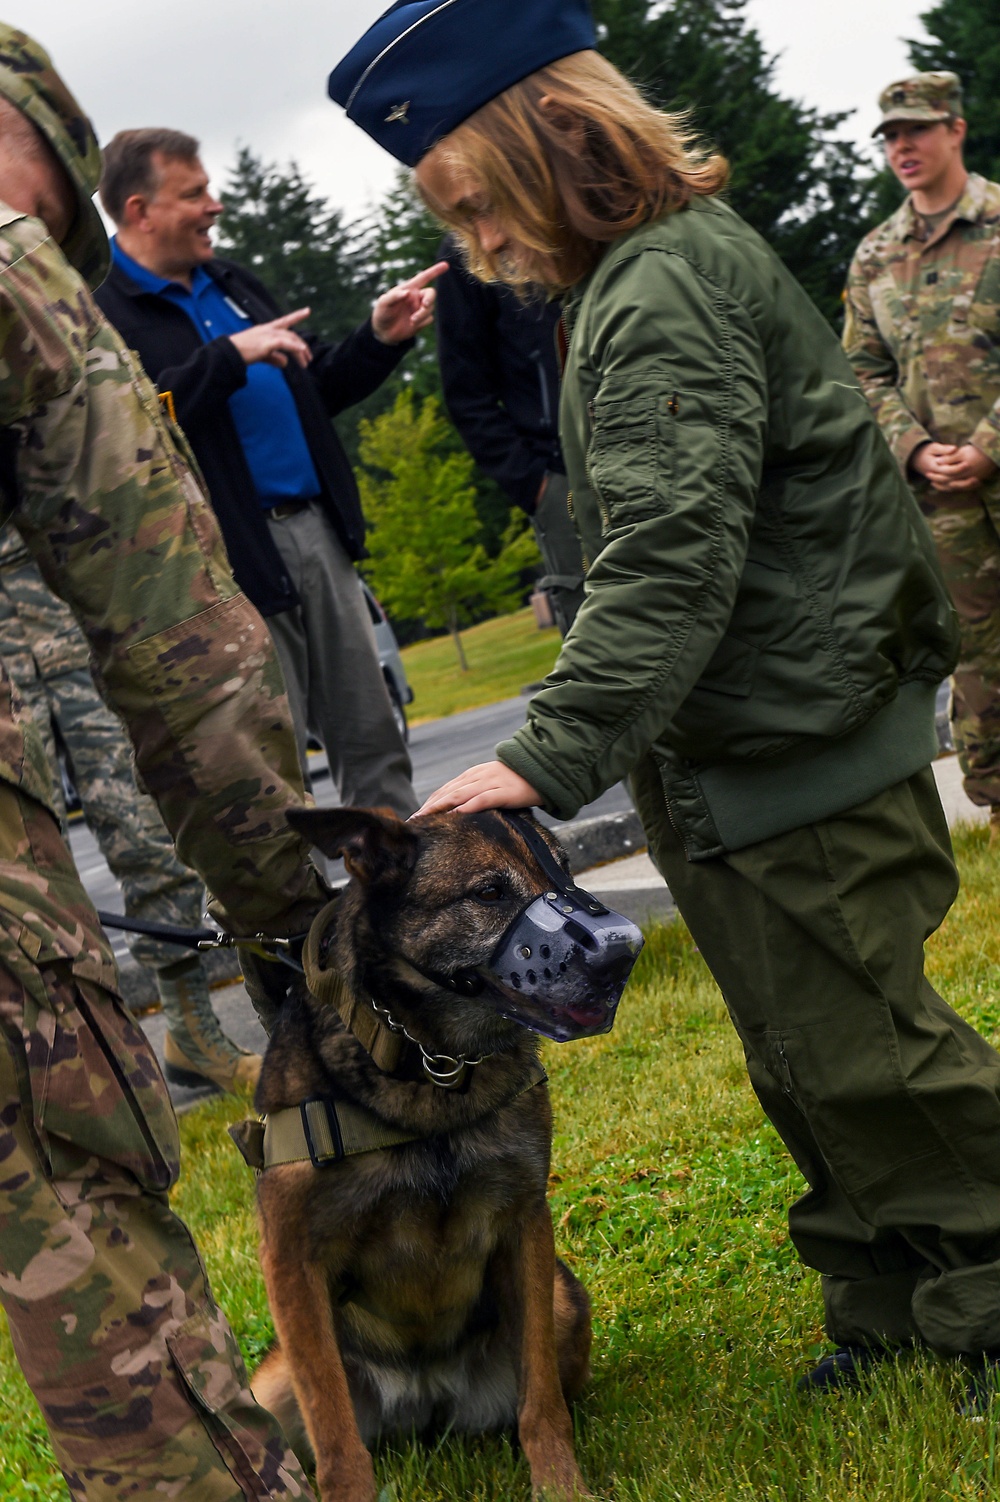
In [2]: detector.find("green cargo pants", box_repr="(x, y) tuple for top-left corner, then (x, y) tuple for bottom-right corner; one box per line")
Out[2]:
(632, 760), (1000, 1355)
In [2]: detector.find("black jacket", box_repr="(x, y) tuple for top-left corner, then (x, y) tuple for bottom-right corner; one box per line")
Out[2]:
(435, 240), (564, 515)
(96, 256), (409, 616)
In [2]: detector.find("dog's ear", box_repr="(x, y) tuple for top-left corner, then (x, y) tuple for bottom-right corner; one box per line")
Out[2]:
(286, 806), (418, 886)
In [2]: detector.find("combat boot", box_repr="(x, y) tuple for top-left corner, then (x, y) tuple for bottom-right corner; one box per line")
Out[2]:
(157, 956), (262, 1094)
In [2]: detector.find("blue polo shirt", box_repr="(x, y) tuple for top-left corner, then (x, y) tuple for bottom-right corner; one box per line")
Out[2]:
(111, 239), (321, 508)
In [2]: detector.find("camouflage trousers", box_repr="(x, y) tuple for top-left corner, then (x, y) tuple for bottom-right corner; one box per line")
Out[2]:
(0, 783), (314, 1501)
(920, 486), (1000, 808)
(17, 668), (208, 972)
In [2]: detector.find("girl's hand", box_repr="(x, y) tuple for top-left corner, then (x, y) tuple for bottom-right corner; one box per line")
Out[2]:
(415, 761), (541, 816)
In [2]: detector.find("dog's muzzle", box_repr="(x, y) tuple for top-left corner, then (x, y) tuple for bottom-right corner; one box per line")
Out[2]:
(448, 813), (644, 1042)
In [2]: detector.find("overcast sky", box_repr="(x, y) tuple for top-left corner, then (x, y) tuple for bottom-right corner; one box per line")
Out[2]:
(11, 0), (930, 226)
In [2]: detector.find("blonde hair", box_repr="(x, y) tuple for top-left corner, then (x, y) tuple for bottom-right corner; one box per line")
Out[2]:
(418, 51), (729, 292)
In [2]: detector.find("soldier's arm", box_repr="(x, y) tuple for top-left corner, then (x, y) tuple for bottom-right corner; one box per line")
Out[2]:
(0, 221), (325, 934)
(842, 258), (931, 475)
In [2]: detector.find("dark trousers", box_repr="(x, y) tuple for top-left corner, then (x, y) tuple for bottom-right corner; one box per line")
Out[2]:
(631, 759), (1000, 1354)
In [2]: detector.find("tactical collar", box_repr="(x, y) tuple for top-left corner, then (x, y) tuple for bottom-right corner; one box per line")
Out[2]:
(229, 1058), (548, 1173)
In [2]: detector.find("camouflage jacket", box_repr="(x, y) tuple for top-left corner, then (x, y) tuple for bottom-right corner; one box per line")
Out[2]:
(0, 205), (326, 968)
(843, 173), (1000, 485)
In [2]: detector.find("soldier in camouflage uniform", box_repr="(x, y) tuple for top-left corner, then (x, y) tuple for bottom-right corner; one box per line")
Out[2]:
(844, 72), (1000, 838)
(0, 24), (334, 1500)
(0, 528), (263, 1095)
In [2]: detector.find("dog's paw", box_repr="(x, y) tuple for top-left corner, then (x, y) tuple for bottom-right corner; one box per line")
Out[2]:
(530, 1454), (592, 1501)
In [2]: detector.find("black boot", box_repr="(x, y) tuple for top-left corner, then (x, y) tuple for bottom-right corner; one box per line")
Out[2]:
(796, 1344), (890, 1393)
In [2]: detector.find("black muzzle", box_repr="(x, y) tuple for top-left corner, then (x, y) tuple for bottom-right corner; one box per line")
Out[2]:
(448, 813), (645, 1042)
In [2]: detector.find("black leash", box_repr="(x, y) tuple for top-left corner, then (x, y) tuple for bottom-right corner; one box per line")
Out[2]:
(96, 910), (306, 972)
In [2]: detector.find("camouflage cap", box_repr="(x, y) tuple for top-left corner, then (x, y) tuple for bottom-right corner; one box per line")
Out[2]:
(0, 26), (108, 287)
(873, 71), (964, 137)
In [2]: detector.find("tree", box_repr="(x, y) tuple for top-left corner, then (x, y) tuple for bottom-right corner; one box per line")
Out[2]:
(909, 0), (1000, 181)
(594, 0), (885, 321)
(358, 393), (540, 669)
(216, 147), (376, 340)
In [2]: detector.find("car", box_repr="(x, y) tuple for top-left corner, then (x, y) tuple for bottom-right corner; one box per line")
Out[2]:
(359, 576), (414, 743)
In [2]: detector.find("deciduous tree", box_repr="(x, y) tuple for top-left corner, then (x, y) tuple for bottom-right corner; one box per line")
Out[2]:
(358, 393), (539, 668)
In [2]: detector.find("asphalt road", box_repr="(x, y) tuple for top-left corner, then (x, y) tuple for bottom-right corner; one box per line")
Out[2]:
(70, 694), (633, 964)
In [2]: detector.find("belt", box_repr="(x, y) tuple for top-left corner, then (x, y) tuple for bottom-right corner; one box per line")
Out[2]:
(267, 498), (314, 521)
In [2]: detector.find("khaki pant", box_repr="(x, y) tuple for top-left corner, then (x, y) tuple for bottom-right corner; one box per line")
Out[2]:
(266, 502), (416, 817)
(920, 486), (1000, 810)
(632, 759), (1000, 1354)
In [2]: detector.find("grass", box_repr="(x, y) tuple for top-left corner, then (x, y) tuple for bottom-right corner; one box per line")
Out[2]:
(2, 822), (999, 1500)
(401, 607), (562, 723)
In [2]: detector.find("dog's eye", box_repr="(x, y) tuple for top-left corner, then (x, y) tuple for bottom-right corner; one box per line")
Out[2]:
(471, 879), (507, 903)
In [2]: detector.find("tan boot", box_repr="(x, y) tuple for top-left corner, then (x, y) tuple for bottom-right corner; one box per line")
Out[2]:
(157, 957), (262, 1095)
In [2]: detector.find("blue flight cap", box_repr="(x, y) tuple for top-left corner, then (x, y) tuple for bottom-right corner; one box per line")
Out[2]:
(328, 0), (597, 167)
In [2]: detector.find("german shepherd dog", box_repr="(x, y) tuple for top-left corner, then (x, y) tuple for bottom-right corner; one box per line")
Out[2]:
(246, 806), (594, 1502)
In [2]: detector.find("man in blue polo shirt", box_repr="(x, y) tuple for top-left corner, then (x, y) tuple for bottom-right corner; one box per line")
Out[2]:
(95, 127), (443, 819)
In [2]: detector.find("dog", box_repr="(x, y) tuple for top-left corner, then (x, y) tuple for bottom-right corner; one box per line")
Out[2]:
(242, 805), (613, 1502)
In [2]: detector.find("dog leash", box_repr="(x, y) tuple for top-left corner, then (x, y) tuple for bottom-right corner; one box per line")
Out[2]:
(96, 910), (307, 972)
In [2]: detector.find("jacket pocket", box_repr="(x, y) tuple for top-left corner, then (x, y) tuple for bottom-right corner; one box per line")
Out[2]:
(23, 976), (179, 1193)
(689, 632), (759, 699)
(586, 394), (672, 531)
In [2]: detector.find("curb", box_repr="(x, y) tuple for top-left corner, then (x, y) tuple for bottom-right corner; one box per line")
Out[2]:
(547, 808), (647, 874)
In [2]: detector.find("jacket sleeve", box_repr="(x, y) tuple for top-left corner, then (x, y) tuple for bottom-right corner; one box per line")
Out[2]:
(436, 259), (546, 513)
(305, 319), (411, 418)
(5, 248), (325, 934)
(495, 248), (768, 819)
(842, 255), (931, 474)
(156, 336), (248, 431)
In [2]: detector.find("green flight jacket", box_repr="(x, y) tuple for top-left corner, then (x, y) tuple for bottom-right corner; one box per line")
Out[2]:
(497, 198), (959, 859)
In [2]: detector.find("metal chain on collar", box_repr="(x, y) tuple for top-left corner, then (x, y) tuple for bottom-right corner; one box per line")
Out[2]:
(368, 996), (486, 1089)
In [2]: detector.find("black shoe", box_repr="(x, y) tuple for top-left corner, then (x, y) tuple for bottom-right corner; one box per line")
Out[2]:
(960, 1353), (1000, 1419)
(796, 1344), (888, 1393)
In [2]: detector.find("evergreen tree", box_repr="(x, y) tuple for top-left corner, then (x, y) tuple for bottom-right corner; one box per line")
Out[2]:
(909, 0), (1000, 181)
(593, 0), (883, 321)
(358, 393), (540, 668)
(216, 147), (375, 339)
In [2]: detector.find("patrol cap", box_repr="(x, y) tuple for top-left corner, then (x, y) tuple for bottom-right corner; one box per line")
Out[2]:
(328, 0), (597, 167)
(0, 26), (108, 288)
(873, 71), (964, 137)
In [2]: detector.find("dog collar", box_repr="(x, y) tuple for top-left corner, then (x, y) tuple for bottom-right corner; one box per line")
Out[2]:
(303, 895), (490, 1087)
(230, 1059), (548, 1173)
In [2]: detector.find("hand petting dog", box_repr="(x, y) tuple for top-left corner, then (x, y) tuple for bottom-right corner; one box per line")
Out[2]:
(416, 759), (541, 815)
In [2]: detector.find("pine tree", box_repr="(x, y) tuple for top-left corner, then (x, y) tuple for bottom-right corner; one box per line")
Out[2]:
(216, 147), (375, 340)
(909, 0), (1000, 181)
(358, 393), (539, 668)
(594, 0), (884, 321)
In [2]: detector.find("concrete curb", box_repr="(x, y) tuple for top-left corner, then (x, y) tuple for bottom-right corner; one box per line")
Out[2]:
(544, 808), (647, 873)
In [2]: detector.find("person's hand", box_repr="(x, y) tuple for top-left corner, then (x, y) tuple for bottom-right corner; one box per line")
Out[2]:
(372, 261), (449, 344)
(229, 309), (312, 369)
(909, 440), (997, 492)
(415, 760), (541, 816)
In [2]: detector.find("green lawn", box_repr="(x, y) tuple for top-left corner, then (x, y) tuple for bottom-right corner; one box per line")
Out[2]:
(3, 824), (999, 1499)
(401, 607), (562, 723)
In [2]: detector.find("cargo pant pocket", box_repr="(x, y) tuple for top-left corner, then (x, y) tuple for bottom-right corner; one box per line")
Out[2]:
(24, 974), (179, 1193)
(167, 1308), (278, 1498)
